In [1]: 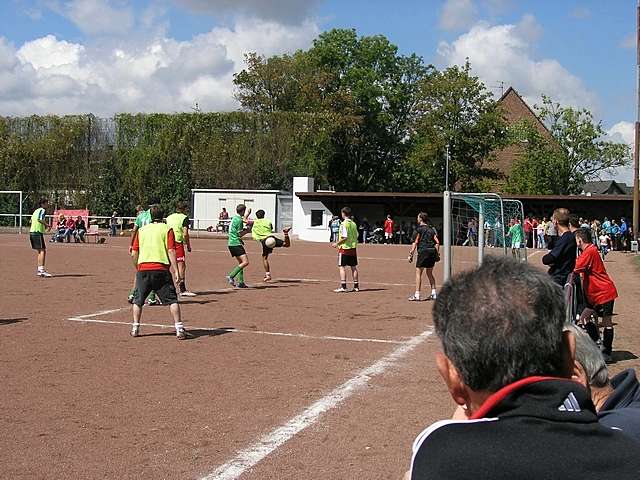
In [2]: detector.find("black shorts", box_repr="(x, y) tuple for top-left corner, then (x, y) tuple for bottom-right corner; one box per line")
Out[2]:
(228, 245), (246, 258)
(597, 300), (615, 317)
(416, 249), (438, 269)
(30, 233), (45, 250)
(338, 253), (358, 267)
(261, 236), (284, 256)
(134, 270), (178, 307)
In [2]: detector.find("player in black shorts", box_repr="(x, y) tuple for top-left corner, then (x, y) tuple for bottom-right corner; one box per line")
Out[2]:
(407, 212), (439, 301)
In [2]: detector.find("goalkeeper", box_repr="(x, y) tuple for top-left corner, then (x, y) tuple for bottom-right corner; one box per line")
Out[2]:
(252, 209), (291, 282)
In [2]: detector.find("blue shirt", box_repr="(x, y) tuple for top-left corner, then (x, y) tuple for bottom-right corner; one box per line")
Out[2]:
(599, 369), (640, 444)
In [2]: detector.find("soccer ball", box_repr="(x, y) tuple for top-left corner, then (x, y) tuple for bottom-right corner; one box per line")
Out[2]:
(265, 236), (277, 248)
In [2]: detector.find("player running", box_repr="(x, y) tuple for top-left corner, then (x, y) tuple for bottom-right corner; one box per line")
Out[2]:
(130, 205), (189, 340)
(166, 201), (195, 297)
(226, 204), (252, 288)
(407, 212), (439, 301)
(332, 206), (359, 293)
(251, 209), (291, 282)
(30, 198), (52, 277)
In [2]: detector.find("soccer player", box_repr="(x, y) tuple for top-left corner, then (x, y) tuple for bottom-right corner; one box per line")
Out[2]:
(226, 204), (252, 288)
(332, 206), (359, 293)
(130, 204), (188, 340)
(166, 201), (195, 297)
(407, 212), (439, 301)
(506, 218), (524, 261)
(128, 204), (158, 305)
(384, 214), (394, 244)
(251, 209), (291, 282)
(574, 229), (619, 363)
(30, 198), (52, 277)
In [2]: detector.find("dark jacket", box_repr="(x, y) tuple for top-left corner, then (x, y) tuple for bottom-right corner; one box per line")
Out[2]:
(542, 230), (576, 286)
(410, 377), (640, 479)
(599, 368), (640, 443)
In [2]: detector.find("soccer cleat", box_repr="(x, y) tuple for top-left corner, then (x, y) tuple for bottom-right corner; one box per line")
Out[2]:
(226, 275), (236, 287)
(130, 326), (140, 337)
(353, 287), (360, 292)
(430, 292), (438, 300)
(236, 283), (248, 289)
(263, 274), (272, 282)
(408, 295), (421, 302)
(37, 271), (52, 278)
(176, 329), (191, 340)
(180, 291), (197, 297)
(333, 287), (348, 293)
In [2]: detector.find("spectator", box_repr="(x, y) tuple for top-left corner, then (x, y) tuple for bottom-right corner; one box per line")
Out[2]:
(74, 216), (87, 243)
(110, 211), (118, 237)
(571, 324), (640, 443)
(536, 217), (546, 249)
(524, 215), (534, 248)
(611, 220), (621, 251)
(542, 208), (576, 286)
(384, 215), (395, 245)
(591, 220), (600, 246)
(406, 257), (640, 480)
(219, 207), (230, 233)
(360, 218), (371, 244)
(64, 215), (76, 243)
(545, 214), (558, 248)
(602, 217), (612, 235)
(620, 218), (629, 251)
(568, 215), (581, 233)
(329, 216), (341, 243)
(574, 229), (618, 363)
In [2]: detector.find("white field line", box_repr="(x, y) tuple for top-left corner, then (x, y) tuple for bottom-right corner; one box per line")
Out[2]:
(66, 316), (408, 345)
(200, 329), (433, 480)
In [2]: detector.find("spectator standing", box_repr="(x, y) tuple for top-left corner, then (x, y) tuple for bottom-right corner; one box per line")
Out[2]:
(384, 215), (395, 244)
(219, 207), (230, 233)
(406, 257), (640, 480)
(574, 229), (618, 363)
(591, 220), (600, 246)
(524, 215), (534, 248)
(74, 216), (87, 243)
(611, 220), (620, 251)
(620, 218), (629, 251)
(329, 216), (341, 243)
(536, 217), (546, 249)
(545, 215), (558, 248)
(542, 208), (576, 286)
(360, 218), (371, 244)
(110, 211), (118, 237)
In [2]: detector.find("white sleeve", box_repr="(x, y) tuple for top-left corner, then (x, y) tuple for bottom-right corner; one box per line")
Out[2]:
(340, 224), (347, 238)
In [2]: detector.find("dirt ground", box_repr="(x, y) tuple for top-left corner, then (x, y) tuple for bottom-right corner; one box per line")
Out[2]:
(1, 234), (638, 480)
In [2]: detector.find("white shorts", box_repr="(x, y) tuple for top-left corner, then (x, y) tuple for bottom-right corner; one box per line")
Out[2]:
(385, 232), (393, 239)
(512, 242), (522, 249)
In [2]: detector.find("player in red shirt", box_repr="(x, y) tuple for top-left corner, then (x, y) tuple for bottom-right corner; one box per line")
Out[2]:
(384, 215), (395, 244)
(574, 229), (618, 363)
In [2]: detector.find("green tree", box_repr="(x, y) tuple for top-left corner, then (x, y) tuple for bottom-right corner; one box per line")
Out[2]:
(406, 61), (508, 192)
(234, 28), (431, 191)
(505, 96), (631, 195)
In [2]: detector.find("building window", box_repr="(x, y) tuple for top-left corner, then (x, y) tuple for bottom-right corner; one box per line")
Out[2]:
(311, 210), (324, 227)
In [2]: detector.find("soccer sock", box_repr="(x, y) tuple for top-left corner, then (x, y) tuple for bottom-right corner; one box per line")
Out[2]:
(229, 265), (242, 279)
(37, 266), (44, 272)
(175, 321), (184, 332)
(179, 281), (186, 293)
(237, 269), (244, 284)
(431, 288), (437, 295)
(603, 327), (614, 354)
(341, 282), (347, 290)
(354, 282), (359, 289)
(415, 291), (420, 298)
(265, 271), (271, 277)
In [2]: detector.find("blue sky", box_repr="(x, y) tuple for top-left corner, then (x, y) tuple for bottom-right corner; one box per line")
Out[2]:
(0, 0), (636, 179)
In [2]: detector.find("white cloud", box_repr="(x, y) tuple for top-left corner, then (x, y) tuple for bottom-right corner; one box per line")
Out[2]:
(439, 0), (478, 31)
(437, 17), (597, 110)
(607, 121), (636, 185)
(175, 0), (322, 24)
(0, 18), (319, 116)
(61, 0), (135, 36)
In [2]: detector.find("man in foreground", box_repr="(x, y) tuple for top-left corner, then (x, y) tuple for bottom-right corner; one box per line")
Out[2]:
(130, 205), (188, 340)
(570, 324), (640, 443)
(407, 257), (640, 479)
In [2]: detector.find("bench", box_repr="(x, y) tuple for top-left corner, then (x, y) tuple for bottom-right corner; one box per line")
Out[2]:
(85, 224), (105, 243)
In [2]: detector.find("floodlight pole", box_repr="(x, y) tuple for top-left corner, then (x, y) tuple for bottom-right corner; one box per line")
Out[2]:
(19, 191), (23, 233)
(443, 190), (452, 283)
(445, 144), (450, 192)
(478, 202), (485, 265)
(634, 0), (640, 241)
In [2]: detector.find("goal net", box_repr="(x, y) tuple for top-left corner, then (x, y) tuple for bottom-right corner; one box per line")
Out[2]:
(0, 191), (24, 233)
(443, 191), (526, 282)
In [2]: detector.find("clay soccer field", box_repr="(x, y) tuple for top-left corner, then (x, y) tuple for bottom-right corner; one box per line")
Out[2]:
(1, 235), (639, 480)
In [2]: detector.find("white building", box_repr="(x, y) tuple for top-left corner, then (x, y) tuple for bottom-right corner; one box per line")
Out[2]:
(292, 177), (334, 242)
(191, 188), (292, 231)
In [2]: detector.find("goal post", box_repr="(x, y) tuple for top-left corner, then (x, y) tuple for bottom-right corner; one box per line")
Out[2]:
(443, 191), (527, 283)
(0, 190), (24, 233)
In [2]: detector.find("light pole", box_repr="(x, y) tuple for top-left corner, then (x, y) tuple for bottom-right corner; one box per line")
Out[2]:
(445, 143), (450, 192)
(633, 1), (640, 241)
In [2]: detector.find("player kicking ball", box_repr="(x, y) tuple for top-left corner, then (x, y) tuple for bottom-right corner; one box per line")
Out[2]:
(167, 201), (196, 297)
(130, 205), (189, 340)
(251, 209), (291, 282)
(226, 204), (252, 288)
(332, 206), (359, 293)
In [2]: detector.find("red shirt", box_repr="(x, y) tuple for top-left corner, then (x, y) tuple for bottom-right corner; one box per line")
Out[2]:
(574, 243), (618, 306)
(132, 228), (176, 271)
(384, 219), (394, 234)
(524, 219), (533, 233)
